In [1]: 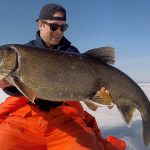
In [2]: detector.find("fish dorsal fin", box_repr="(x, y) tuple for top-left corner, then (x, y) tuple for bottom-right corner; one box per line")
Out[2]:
(85, 46), (115, 64)
(8, 76), (36, 103)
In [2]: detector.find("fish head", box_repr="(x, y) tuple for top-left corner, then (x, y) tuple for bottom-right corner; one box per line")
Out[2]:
(0, 45), (18, 80)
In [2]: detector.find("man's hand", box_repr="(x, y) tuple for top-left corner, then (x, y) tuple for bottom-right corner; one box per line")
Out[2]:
(0, 80), (12, 89)
(100, 87), (110, 95)
(99, 87), (114, 109)
(84, 87), (114, 111)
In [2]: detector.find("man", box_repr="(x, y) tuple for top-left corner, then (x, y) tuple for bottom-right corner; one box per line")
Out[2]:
(0, 3), (126, 150)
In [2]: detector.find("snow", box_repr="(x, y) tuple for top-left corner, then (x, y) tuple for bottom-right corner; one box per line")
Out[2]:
(0, 83), (150, 150)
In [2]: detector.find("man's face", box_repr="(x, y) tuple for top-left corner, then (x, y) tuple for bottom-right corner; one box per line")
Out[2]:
(38, 12), (67, 47)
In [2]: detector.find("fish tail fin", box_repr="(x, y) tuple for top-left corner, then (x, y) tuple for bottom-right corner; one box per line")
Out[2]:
(142, 116), (150, 146)
(117, 105), (136, 124)
(117, 104), (150, 146)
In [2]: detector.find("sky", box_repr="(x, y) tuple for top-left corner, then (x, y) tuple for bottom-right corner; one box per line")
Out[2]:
(0, 0), (150, 82)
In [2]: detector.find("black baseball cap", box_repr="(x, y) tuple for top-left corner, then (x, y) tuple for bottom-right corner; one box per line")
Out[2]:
(36, 3), (66, 22)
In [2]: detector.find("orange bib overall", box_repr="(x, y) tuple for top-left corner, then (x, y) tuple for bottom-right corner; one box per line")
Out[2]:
(0, 96), (126, 150)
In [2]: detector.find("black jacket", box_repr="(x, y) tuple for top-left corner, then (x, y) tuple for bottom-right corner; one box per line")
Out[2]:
(3, 31), (79, 111)
(27, 31), (79, 53)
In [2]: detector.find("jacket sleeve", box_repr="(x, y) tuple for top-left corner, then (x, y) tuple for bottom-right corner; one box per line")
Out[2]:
(2, 86), (22, 96)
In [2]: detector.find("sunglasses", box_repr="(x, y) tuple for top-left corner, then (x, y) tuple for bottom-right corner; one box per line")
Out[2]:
(42, 21), (68, 32)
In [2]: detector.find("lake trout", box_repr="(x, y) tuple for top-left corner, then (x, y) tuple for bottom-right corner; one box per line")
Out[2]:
(0, 44), (150, 146)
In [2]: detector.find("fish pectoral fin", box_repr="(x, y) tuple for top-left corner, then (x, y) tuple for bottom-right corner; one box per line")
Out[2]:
(92, 90), (113, 106)
(84, 46), (115, 64)
(10, 76), (36, 103)
(117, 104), (136, 124)
(83, 99), (99, 111)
